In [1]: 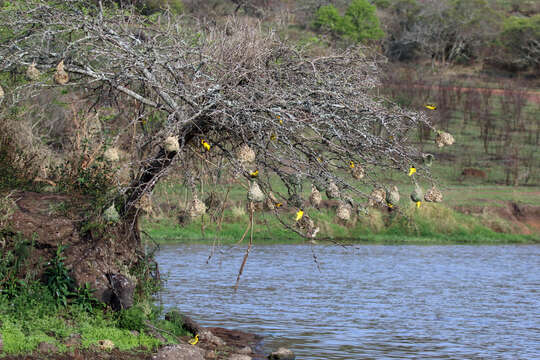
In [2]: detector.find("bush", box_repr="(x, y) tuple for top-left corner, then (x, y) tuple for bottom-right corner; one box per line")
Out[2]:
(312, 0), (384, 43)
(373, 0), (391, 9)
(118, 306), (147, 331)
(313, 5), (344, 34)
(342, 0), (385, 42)
(498, 14), (540, 68)
(44, 245), (74, 308)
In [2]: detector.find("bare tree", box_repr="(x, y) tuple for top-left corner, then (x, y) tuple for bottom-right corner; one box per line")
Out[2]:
(399, 0), (498, 68)
(0, 0), (436, 299)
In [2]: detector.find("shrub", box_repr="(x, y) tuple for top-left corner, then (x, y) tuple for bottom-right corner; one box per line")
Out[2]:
(44, 245), (74, 308)
(373, 0), (391, 9)
(342, 0), (385, 42)
(118, 306), (147, 331)
(312, 0), (384, 43)
(313, 5), (344, 34)
(498, 14), (540, 68)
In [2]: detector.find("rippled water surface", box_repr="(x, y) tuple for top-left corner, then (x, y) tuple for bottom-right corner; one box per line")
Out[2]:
(157, 244), (540, 359)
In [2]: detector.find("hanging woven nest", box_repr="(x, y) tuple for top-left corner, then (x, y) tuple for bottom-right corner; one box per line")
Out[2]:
(189, 195), (206, 218)
(26, 63), (40, 81)
(368, 188), (386, 207)
(386, 186), (400, 207)
(265, 196), (275, 210)
(351, 165), (365, 180)
(297, 214), (319, 238)
(103, 205), (120, 223)
(326, 181), (340, 199)
(53, 60), (69, 85)
(103, 147), (120, 162)
(236, 144), (256, 164)
(424, 186), (443, 203)
(247, 180), (265, 203)
(163, 136), (180, 153)
(309, 184), (322, 209)
(0, 84), (4, 100)
(336, 201), (352, 221)
(435, 131), (455, 148)
(422, 153), (434, 167)
(137, 193), (153, 214)
(265, 192), (279, 210)
(410, 185), (423, 203)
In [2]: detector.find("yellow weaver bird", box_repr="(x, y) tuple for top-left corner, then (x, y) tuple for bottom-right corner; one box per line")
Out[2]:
(425, 104), (437, 110)
(349, 160), (355, 169)
(201, 139), (211, 151)
(275, 202), (282, 208)
(188, 334), (199, 345)
(277, 115), (283, 125)
(250, 170), (259, 178)
(408, 166), (417, 176)
(416, 201), (422, 208)
(387, 203), (393, 209)
(270, 133), (277, 141)
(295, 209), (304, 221)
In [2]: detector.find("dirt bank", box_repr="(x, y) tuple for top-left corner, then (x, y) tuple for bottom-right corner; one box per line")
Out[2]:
(5, 191), (139, 308)
(454, 201), (540, 235)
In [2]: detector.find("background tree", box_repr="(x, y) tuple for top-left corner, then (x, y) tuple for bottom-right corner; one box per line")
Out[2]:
(494, 14), (540, 70)
(342, 0), (385, 43)
(396, 0), (498, 68)
(312, 0), (384, 43)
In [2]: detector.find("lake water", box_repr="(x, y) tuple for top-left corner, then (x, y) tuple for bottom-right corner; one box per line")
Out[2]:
(156, 244), (540, 359)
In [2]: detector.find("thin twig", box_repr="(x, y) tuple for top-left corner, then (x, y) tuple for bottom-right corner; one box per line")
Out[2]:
(234, 202), (254, 292)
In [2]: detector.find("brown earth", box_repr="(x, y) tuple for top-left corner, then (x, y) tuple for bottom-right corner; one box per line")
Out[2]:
(6, 191), (139, 308)
(454, 202), (540, 235)
(0, 348), (151, 360)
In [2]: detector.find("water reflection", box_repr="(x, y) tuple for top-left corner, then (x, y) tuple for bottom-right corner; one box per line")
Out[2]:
(157, 244), (540, 359)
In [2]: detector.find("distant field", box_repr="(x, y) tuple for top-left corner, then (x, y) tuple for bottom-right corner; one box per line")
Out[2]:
(381, 69), (539, 186)
(143, 178), (539, 244)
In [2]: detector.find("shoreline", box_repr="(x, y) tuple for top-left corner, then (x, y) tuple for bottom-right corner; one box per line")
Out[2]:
(144, 201), (540, 246)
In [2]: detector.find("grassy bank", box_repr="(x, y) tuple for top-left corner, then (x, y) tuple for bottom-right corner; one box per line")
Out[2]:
(0, 240), (191, 357)
(0, 282), (193, 357)
(143, 201), (539, 245)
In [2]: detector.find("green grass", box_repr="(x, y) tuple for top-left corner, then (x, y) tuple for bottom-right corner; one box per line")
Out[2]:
(143, 200), (538, 245)
(0, 282), (190, 356)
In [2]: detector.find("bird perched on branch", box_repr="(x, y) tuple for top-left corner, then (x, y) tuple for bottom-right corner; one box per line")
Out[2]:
(295, 209), (304, 221)
(201, 139), (211, 151)
(188, 334), (199, 345)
